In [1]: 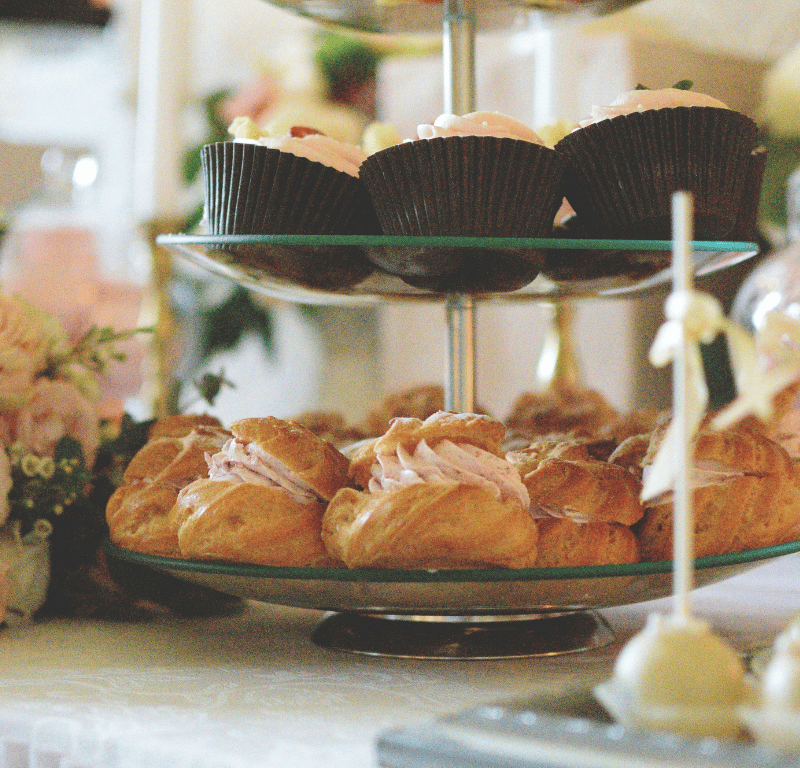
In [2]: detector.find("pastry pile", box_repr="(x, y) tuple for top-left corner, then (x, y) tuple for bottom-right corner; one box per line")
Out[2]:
(106, 385), (800, 569)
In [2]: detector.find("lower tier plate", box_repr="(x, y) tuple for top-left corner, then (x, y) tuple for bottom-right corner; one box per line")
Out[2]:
(105, 540), (799, 615)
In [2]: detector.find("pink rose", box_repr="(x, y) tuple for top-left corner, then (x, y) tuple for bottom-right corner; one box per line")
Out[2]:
(13, 378), (100, 466)
(219, 74), (281, 125)
(0, 295), (54, 407)
(5, 230), (146, 410)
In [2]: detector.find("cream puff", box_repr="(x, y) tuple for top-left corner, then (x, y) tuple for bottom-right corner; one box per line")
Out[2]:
(636, 424), (800, 561)
(508, 438), (645, 528)
(174, 417), (350, 566)
(106, 423), (232, 556)
(534, 517), (640, 568)
(322, 411), (539, 569)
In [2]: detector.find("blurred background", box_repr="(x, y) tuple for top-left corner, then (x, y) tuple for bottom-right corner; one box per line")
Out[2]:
(0, 0), (799, 428)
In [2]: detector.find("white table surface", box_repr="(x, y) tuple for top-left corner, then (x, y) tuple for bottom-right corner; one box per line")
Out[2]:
(1, 552), (799, 768)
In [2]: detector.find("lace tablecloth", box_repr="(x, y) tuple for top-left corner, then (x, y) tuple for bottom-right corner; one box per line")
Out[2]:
(1, 553), (799, 768)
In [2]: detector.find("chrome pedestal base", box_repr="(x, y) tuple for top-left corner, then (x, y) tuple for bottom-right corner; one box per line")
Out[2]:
(311, 610), (615, 659)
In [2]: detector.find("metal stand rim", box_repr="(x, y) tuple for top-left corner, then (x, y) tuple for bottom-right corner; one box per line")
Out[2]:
(311, 609), (615, 659)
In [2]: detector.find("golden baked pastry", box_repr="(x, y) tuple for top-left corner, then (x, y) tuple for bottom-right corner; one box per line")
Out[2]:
(224, 417), (350, 501)
(106, 424), (232, 556)
(376, 410), (505, 455)
(349, 410), (506, 489)
(122, 424), (233, 489)
(521, 457), (644, 526)
(323, 410), (537, 568)
(290, 410), (368, 449)
(608, 433), (652, 480)
(506, 435), (618, 476)
(174, 478), (337, 567)
(534, 518), (640, 568)
(322, 483), (538, 569)
(597, 409), (663, 444)
(359, 383), (491, 438)
(504, 382), (618, 440)
(637, 479), (749, 561)
(644, 421), (795, 480)
(636, 424), (800, 561)
(172, 416), (352, 566)
(147, 413), (224, 440)
(360, 383), (447, 437)
(638, 473), (800, 561)
(106, 481), (181, 556)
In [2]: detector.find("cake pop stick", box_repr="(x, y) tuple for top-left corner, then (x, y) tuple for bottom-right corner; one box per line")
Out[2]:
(593, 195), (751, 740)
(670, 190), (695, 619)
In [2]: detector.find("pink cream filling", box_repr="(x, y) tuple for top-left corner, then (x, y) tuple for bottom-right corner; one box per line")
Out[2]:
(368, 438), (530, 510)
(206, 437), (319, 504)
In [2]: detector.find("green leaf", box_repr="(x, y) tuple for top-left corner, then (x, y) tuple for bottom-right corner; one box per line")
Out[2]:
(672, 79), (694, 91)
(760, 132), (800, 231)
(183, 145), (203, 184)
(194, 371), (236, 405)
(205, 89), (233, 140)
(198, 286), (274, 362)
(54, 435), (86, 465)
(183, 202), (205, 234)
(634, 83), (650, 90)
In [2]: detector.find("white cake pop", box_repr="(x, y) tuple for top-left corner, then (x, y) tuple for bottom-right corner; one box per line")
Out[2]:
(595, 613), (750, 740)
(740, 617), (800, 748)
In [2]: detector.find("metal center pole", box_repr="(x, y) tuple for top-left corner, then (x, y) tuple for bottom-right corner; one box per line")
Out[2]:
(443, 0), (477, 413)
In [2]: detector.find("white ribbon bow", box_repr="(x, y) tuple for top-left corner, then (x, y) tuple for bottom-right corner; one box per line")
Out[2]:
(713, 311), (800, 430)
(642, 290), (800, 502)
(641, 290), (725, 502)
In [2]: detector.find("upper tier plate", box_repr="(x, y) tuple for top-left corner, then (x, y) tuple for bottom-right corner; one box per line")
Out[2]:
(157, 233), (759, 306)
(259, 0), (645, 34)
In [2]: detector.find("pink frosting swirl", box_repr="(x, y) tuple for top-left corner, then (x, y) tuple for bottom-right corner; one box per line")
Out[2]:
(416, 111), (544, 144)
(578, 88), (730, 128)
(229, 117), (366, 177)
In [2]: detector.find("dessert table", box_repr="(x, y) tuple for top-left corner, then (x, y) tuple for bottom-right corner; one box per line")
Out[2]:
(1, 551), (799, 768)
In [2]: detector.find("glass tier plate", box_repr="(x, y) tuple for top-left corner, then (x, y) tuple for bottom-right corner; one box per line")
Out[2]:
(258, 0), (645, 34)
(105, 540), (798, 615)
(157, 233), (759, 306)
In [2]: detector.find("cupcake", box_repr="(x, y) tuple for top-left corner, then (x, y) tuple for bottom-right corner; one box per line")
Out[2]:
(202, 118), (378, 236)
(359, 111), (568, 293)
(554, 86), (760, 241)
(200, 118), (377, 290)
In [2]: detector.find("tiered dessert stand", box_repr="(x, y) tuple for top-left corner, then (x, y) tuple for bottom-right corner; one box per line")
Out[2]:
(114, 0), (800, 658)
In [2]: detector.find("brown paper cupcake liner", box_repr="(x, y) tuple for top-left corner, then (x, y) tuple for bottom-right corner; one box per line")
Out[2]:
(358, 136), (565, 292)
(555, 107), (759, 240)
(361, 136), (566, 238)
(544, 216), (668, 282)
(729, 146), (767, 242)
(199, 142), (377, 290)
(201, 142), (378, 236)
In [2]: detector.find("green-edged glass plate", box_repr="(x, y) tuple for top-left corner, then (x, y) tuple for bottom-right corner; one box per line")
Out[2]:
(255, 0), (645, 35)
(157, 233), (759, 306)
(105, 540), (799, 616)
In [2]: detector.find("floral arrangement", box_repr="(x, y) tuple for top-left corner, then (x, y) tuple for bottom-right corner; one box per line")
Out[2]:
(0, 291), (153, 625)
